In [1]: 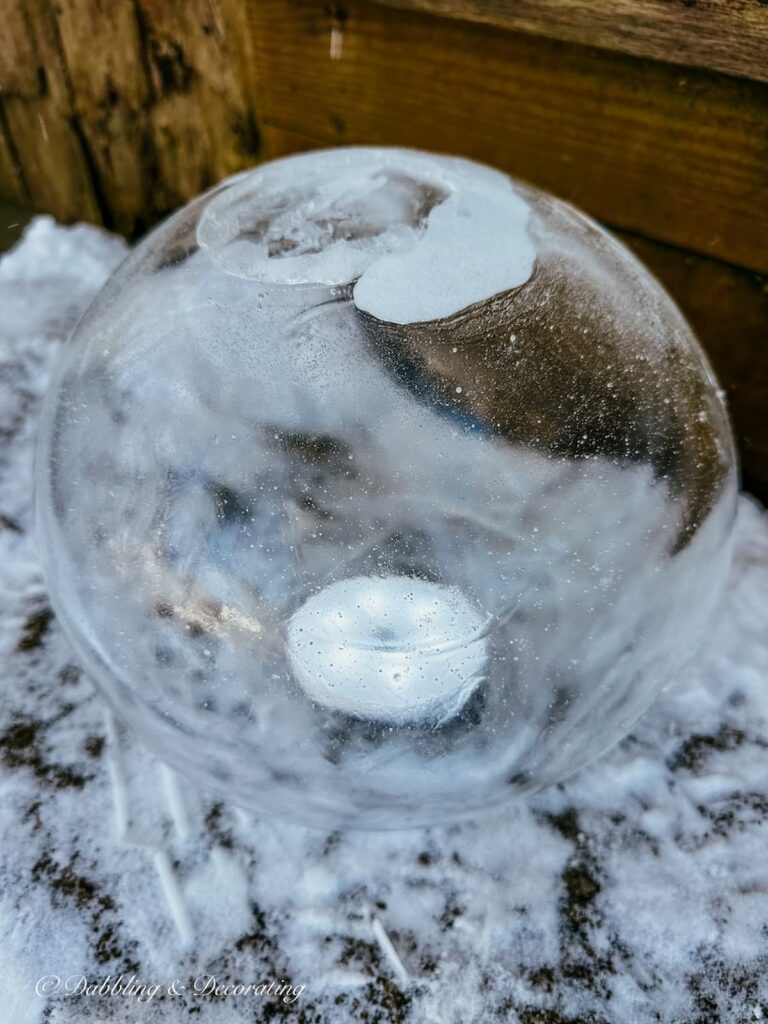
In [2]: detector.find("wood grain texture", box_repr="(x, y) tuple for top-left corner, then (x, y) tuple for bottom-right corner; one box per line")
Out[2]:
(0, 0), (41, 97)
(136, 0), (262, 215)
(53, 0), (151, 235)
(0, 108), (28, 206)
(371, 0), (768, 85)
(0, 0), (264, 233)
(248, 0), (768, 274)
(0, 0), (101, 224)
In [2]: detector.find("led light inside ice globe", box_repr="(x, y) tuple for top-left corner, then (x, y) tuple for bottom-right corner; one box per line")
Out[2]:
(35, 146), (736, 829)
(287, 576), (488, 724)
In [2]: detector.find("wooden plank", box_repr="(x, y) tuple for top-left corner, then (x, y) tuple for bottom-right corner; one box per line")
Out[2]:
(248, 0), (768, 274)
(0, 106), (29, 207)
(0, 0), (264, 232)
(0, 0), (41, 97)
(0, 0), (101, 224)
(50, 0), (263, 232)
(52, 0), (152, 235)
(260, 123), (768, 502)
(371, 0), (768, 85)
(136, 0), (263, 214)
(2, 95), (102, 224)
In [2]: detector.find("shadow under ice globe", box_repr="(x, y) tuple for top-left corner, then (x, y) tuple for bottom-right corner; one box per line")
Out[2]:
(36, 147), (736, 828)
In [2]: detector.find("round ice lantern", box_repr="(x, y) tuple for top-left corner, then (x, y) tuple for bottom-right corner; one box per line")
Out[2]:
(36, 147), (736, 828)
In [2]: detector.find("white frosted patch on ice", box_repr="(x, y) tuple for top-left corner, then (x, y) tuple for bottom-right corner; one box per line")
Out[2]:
(196, 147), (535, 322)
(287, 575), (488, 723)
(353, 180), (534, 323)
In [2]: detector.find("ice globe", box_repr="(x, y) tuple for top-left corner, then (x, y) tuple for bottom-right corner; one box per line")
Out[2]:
(36, 147), (736, 828)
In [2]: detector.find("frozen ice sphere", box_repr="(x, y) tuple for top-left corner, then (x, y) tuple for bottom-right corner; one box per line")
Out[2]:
(36, 147), (737, 829)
